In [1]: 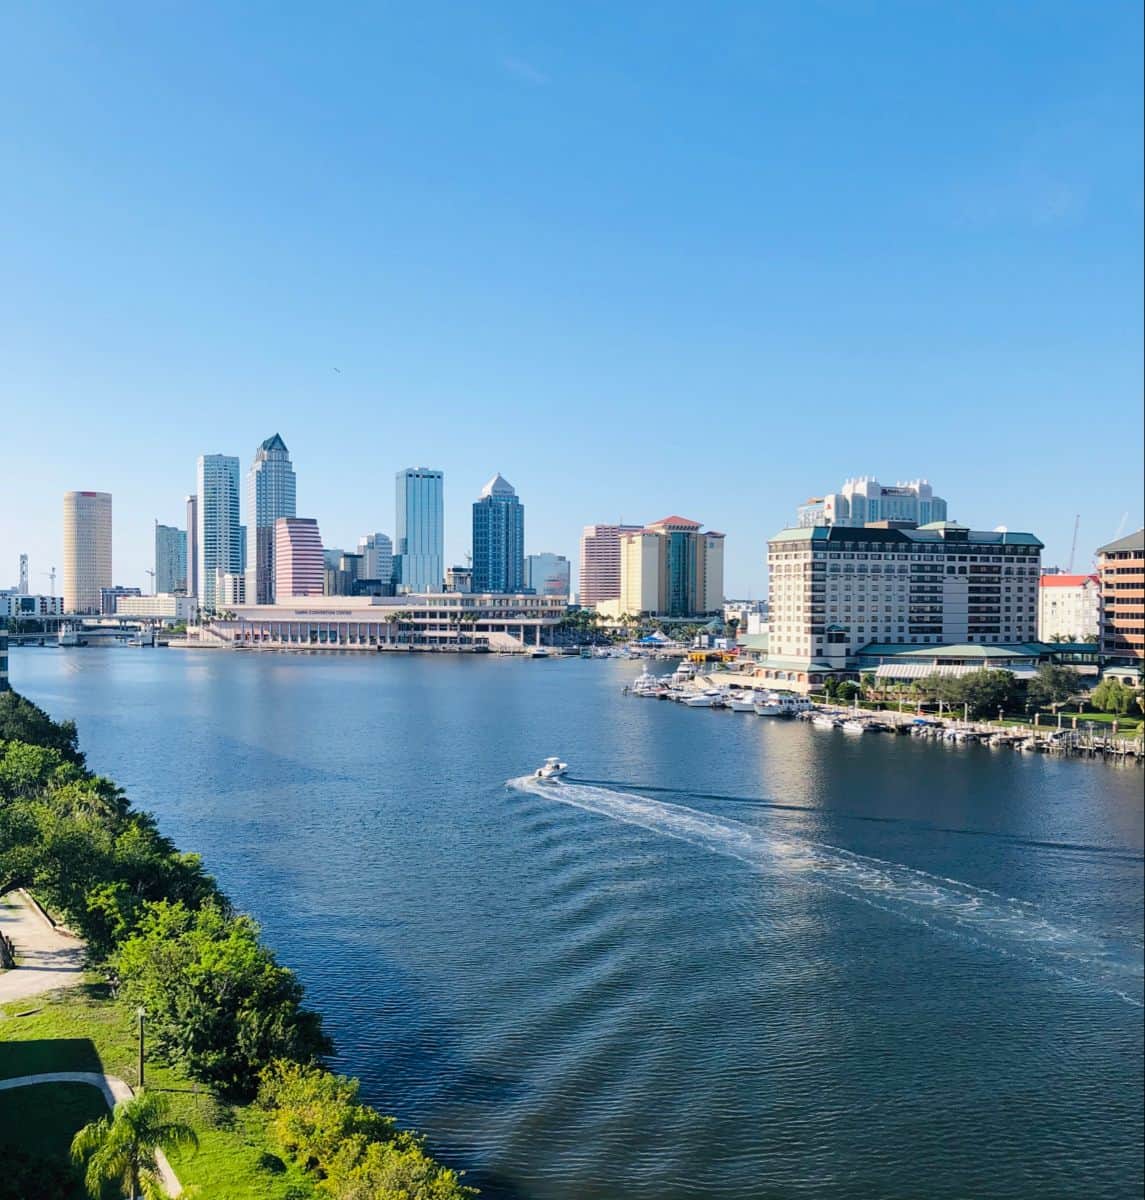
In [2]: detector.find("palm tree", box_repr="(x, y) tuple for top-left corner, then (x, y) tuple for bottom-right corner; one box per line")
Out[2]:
(71, 1091), (198, 1200)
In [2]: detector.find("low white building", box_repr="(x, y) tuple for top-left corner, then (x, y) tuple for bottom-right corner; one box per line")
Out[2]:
(0, 592), (65, 618)
(201, 592), (568, 651)
(1037, 573), (1100, 642)
(115, 593), (198, 621)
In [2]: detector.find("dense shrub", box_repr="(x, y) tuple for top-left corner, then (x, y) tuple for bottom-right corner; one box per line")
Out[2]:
(260, 1062), (476, 1199)
(115, 900), (331, 1098)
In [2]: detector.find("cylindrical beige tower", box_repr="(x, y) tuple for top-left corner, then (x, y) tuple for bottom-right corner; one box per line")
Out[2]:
(63, 491), (113, 613)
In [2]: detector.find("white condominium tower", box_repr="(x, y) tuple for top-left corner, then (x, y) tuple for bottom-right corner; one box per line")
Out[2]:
(579, 523), (644, 606)
(797, 477), (947, 529)
(62, 490), (112, 613)
(246, 434), (297, 603)
(394, 468), (444, 593)
(196, 454), (242, 610)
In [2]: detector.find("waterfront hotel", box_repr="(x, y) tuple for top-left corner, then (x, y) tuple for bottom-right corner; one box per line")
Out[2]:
(760, 520), (1043, 691)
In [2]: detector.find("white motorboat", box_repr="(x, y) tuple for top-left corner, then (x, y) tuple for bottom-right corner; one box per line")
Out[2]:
(841, 719), (867, 735)
(534, 756), (569, 781)
(682, 692), (716, 707)
(811, 713), (840, 729)
(754, 692), (814, 718)
(726, 696), (756, 712)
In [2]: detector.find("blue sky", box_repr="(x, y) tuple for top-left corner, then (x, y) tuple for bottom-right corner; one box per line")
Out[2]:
(2, 1), (1141, 597)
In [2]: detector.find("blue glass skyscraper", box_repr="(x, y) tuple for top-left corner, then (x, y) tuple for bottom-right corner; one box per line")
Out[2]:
(395, 468), (444, 593)
(472, 473), (524, 594)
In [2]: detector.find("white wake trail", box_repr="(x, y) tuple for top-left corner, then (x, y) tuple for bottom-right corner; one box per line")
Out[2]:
(508, 776), (1144, 1008)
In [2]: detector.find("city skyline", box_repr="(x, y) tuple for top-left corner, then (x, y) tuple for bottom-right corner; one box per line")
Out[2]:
(6, 445), (1144, 603)
(2, 5), (1140, 597)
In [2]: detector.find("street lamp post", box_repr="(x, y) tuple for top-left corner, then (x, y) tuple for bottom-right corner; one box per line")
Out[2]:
(137, 1007), (146, 1091)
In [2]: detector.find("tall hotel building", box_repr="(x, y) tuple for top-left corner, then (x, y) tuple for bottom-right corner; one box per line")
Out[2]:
(275, 518), (325, 598)
(797, 477), (947, 528)
(196, 454), (242, 610)
(395, 468), (444, 593)
(154, 522), (187, 594)
(472, 473), (525, 593)
(579, 523), (644, 606)
(1096, 529), (1144, 668)
(767, 522), (1043, 679)
(616, 517), (725, 618)
(62, 491), (113, 613)
(246, 434), (297, 604)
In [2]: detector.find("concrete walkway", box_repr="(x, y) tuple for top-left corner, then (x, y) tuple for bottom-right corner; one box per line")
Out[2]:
(0, 1072), (183, 1196)
(0, 890), (85, 1004)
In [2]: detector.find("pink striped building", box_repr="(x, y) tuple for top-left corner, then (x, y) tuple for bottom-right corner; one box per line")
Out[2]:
(275, 517), (324, 598)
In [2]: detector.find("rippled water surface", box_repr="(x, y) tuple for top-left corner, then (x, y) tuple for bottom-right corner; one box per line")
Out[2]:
(11, 650), (1144, 1199)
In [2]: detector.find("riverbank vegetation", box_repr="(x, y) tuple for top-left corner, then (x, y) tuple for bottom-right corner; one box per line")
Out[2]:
(818, 666), (1144, 728)
(0, 690), (476, 1199)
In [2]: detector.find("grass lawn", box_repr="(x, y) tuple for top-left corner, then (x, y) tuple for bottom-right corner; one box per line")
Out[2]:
(0, 982), (317, 1200)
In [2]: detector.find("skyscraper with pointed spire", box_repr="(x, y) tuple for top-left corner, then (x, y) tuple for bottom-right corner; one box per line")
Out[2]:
(246, 434), (297, 604)
(472, 473), (524, 593)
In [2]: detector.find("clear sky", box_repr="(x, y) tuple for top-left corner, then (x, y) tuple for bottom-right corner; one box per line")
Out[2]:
(2, 1), (1142, 598)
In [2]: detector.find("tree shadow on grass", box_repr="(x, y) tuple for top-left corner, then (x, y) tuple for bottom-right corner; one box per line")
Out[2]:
(0, 1035), (103, 1081)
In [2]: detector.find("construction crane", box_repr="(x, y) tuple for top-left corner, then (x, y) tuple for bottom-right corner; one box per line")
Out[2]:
(1066, 514), (1080, 573)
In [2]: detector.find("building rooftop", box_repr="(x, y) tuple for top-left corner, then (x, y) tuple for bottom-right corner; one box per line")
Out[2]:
(648, 516), (702, 529)
(769, 525), (1043, 547)
(259, 433), (289, 453)
(1039, 573), (1098, 588)
(1096, 528), (1145, 555)
(479, 472), (517, 498)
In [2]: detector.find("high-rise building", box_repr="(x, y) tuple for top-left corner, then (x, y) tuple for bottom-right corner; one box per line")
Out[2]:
(578, 523), (645, 607)
(246, 434), (296, 604)
(62, 491), (112, 613)
(275, 517), (325, 598)
(0, 616), (7, 692)
(615, 517), (724, 618)
(796, 478), (947, 528)
(186, 495), (199, 602)
(395, 468), (444, 593)
(472, 473), (525, 593)
(1096, 529), (1144, 666)
(155, 522), (187, 594)
(767, 522), (1043, 671)
(1037, 574), (1100, 642)
(358, 533), (394, 586)
(526, 553), (571, 600)
(196, 455), (241, 611)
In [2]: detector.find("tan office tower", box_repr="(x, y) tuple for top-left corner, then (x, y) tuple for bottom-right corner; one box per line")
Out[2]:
(63, 491), (112, 613)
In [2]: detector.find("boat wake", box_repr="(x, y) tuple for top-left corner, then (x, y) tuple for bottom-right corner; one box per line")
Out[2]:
(507, 775), (1144, 1008)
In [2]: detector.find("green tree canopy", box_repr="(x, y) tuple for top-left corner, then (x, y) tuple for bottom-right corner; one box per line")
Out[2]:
(115, 899), (331, 1098)
(1026, 664), (1082, 709)
(0, 692), (83, 764)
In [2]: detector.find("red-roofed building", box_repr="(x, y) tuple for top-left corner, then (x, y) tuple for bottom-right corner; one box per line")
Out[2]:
(1037, 572), (1100, 643)
(610, 518), (725, 618)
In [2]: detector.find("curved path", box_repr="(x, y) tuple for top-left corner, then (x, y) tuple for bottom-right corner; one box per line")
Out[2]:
(0, 890), (84, 1003)
(0, 1073), (182, 1196)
